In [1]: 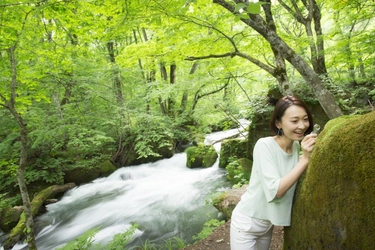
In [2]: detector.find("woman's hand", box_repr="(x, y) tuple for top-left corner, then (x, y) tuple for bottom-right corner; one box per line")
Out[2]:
(301, 133), (317, 159)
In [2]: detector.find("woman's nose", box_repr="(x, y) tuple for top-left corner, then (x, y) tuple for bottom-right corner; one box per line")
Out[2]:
(298, 121), (307, 128)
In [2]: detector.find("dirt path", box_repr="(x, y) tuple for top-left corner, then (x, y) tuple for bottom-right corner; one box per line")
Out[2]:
(182, 220), (283, 250)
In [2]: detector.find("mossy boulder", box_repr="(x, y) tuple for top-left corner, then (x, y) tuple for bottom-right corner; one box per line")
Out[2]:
(213, 185), (248, 220)
(0, 206), (23, 233)
(64, 160), (117, 185)
(185, 145), (218, 168)
(284, 111), (375, 249)
(219, 139), (250, 168)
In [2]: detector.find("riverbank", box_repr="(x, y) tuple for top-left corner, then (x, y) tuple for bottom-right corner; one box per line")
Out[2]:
(182, 220), (283, 250)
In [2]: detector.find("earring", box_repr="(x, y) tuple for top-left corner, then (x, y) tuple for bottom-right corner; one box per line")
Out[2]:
(277, 128), (283, 137)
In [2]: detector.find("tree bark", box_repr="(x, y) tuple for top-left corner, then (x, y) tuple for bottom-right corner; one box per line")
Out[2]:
(5, 45), (37, 250)
(262, 2), (292, 95)
(107, 41), (124, 105)
(213, 0), (343, 119)
(168, 63), (177, 116)
(180, 61), (198, 113)
(279, 0), (328, 75)
(3, 183), (76, 250)
(159, 62), (168, 115)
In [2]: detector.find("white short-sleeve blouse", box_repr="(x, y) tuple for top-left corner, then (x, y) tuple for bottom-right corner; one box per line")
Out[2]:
(235, 137), (300, 226)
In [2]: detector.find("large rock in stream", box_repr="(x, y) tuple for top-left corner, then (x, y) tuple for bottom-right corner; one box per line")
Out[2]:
(185, 145), (218, 168)
(213, 184), (248, 221)
(284, 111), (375, 249)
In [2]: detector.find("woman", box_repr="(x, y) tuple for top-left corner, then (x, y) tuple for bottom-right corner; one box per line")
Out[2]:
(230, 96), (317, 250)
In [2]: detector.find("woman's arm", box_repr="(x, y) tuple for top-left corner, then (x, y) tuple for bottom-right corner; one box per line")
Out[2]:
(276, 134), (317, 198)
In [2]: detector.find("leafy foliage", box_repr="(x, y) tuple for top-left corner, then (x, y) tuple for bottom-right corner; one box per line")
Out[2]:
(226, 159), (250, 186)
(192, 219), (225, 243)
(56, 227), (99, 250)
(136, 236), (186, 250)
(56, 224), (138, 250)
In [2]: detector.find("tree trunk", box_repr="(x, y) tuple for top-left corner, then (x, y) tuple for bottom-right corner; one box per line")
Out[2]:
(159, 62), (168, 115)
(213, 0), (343, 119)
(279, 0), (328, 75)
(263, 2), (292, 95)
(5, 45), (37, 250)
(3, 183), (76, 250)
(168, 63), (177, 116)
(180, 61), (198, 113)
(107, 41), (124, 105)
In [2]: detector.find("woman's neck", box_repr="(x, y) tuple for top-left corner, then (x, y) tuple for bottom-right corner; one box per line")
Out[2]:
(273, 136), (294, 154)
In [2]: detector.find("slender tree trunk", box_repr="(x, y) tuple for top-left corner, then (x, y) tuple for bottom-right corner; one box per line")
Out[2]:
(358, 57), (366, 79)
(159, 62), (168, 115)
(5, 46), (37, 250)
(180, 61), (198, 113)
(263, 2), (292, 95)
(311, 0), (328, 75)
(279, 0), (328, 75)
(107, 41), (124, 105)
(168, 63), (177, 116)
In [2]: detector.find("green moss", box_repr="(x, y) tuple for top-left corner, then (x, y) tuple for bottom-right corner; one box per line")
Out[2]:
(0, 206), (23, 232)
(211, 192), (226, 207)
(97, 160), (117, 177)
(284, 111), (375, 249)
(63, 161), (116, 185)
(219, 139), (250, 168)
(185, 145), (218, 168)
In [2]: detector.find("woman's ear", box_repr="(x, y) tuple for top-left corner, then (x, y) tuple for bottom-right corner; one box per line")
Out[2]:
(275, 120), (281, 129)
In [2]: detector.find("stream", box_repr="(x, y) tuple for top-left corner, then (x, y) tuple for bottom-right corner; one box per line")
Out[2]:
(1, 120), (249, 250)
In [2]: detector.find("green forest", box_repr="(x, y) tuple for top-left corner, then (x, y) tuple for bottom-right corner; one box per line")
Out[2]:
(1, 0), (374, 249)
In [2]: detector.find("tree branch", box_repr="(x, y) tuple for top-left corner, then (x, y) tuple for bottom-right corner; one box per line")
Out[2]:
(186, 51), (276, 77)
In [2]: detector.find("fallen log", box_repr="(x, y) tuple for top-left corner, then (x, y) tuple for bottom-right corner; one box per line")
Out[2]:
(3, 182), (76, 250)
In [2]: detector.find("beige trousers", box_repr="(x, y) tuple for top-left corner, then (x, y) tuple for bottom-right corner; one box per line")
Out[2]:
(230, 207), (274, 250)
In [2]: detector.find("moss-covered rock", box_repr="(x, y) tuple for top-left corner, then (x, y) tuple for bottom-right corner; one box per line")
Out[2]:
(213, 185), (248, 220)
(3, 183), (76, 249)
(0, 206), (23, 233)
(284, 111), (375, 249)
(64, 160), (116, 185)
(185, 145), (218, 168)
(219, 139), (250, 168)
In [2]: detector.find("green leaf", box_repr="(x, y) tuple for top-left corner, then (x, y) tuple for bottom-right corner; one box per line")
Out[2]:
(247, 3), (261, 14)
(234, 3), (247, 12)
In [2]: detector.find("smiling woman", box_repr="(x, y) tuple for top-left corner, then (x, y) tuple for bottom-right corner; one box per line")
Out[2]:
(229, 96), (317, 250)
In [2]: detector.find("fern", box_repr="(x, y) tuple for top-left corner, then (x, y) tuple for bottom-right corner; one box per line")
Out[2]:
(192, 219), (225, 243)
(56, 227), (99, 250)
(57, 224), (138, 250)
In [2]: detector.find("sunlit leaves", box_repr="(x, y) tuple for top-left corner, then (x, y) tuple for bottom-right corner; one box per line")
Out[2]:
(233, 1), (269, 21)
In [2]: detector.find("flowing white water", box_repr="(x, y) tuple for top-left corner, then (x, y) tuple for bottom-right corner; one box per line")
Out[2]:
(2, 121), (249, 250)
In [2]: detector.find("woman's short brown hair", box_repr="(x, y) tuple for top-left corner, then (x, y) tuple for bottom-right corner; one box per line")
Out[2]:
(269, 96), (314, 135)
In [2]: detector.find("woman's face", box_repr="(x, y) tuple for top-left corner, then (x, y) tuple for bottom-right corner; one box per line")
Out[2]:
(277, 105), (310, 141)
